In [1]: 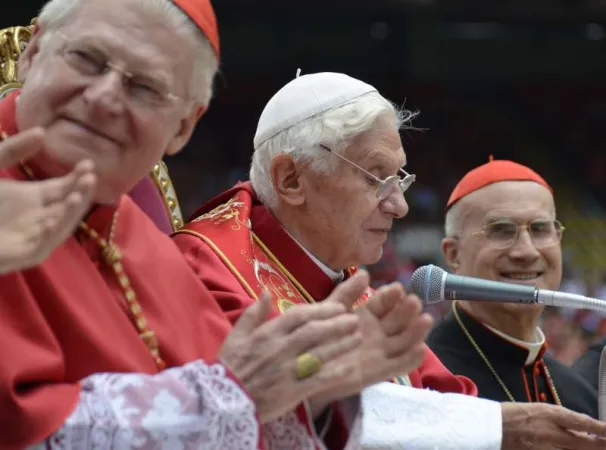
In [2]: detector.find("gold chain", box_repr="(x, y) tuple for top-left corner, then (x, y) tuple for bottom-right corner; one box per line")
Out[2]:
(16, 157), (166, 371)
(79, 213), (166, 371)
(452, 301), (561, 405)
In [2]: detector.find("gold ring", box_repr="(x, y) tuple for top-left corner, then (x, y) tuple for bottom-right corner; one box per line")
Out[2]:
(295, 352), (322, 380)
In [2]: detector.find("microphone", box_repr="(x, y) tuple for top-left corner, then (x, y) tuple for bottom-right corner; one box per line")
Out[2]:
(599, 345), (606, 421)
(408, 264), (606, 313)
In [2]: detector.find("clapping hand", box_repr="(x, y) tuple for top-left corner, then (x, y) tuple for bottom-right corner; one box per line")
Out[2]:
(0, 128), (96, 274)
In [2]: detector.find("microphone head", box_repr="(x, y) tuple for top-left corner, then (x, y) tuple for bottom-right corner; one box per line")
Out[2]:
(409, 264), (446, 305)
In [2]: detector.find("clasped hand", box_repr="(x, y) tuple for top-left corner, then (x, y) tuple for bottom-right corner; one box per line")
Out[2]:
(219, 271), (432, 423)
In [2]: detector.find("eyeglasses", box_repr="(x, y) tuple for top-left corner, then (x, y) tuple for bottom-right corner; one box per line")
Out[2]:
(469, 218), (565, 249)
(319, 144), (416, 201)
(54, 32), (183, 108)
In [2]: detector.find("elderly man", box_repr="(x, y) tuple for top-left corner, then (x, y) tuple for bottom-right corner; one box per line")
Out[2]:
(0, 0), (433, 448)
(174, 73), (606, 449)
(427, 159), (598, 418)
(0, 128), (96, 274)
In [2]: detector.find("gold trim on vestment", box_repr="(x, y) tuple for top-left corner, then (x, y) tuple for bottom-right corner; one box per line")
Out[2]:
(251, 232), (315, 304)
(174, 229), (259, 299)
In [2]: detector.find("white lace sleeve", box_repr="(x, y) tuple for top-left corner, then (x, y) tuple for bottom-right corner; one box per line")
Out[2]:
(361, 382), (502, 450)
(28, 360), (260, 450)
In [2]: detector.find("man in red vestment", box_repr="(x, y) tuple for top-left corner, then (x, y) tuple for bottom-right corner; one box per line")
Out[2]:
(174, 72), (606, 449)
(0, 128), (96, 274)
(0, 1), (433, 449)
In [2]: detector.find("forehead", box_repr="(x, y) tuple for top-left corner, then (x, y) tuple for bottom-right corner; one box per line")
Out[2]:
(57, 0), (195, 81)
(346, 114), (406, 168)
(464, 181), (555, 223)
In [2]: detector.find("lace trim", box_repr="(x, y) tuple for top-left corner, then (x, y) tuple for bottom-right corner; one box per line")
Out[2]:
(33, 361), (260, 450)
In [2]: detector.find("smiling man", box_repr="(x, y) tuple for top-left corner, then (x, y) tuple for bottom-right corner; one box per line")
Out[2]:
(427, 158), (598, 417)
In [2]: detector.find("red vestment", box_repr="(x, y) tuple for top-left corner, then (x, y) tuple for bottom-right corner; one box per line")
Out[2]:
(0, 92), (359, 449)
(173, 182), (478, 397)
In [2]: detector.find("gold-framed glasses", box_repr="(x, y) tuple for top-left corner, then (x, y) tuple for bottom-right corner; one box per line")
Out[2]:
(470, 218), (565, 249)
(319, 144), (416, 201)
(54, 32), (183, 108)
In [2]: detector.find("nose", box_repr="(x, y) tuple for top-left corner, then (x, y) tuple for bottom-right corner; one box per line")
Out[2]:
(380, 190), (409, 219)
(82, 71), (126, 116)
(508, 227), (541, 262)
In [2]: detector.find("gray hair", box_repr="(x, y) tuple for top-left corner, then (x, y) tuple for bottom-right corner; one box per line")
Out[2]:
(37, 0), (218, 106)
(250, 91), (417, 210)
(444, 202), (465, 237)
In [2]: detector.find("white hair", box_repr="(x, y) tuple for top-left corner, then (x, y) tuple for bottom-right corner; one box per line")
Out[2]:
(37, 0), (218, 106)
(444, 202), (465, 237)
(250, 91), (418, 210)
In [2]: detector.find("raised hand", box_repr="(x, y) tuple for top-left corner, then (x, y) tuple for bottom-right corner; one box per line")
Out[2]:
(0, 128), (96, 274)
(219, 284), (366, 423)
(309, 271), (432, 411)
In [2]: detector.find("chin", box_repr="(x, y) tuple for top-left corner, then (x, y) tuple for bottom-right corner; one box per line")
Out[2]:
(360, 247), (384, 267)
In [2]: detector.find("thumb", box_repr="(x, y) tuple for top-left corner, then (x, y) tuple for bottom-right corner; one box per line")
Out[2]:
(326, 270), (370, 309)
(0, 128), (45, 169)
(231, 289), (273, 335)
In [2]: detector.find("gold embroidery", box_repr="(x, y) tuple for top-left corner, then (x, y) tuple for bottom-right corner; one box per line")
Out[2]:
(173, 229), (259, 300)
(277, 298), (297, 314)
(192, 198), (246, 230)
(251, 233), (316, 304)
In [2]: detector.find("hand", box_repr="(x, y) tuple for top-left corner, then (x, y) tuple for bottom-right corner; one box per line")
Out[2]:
(310, 272), (432, 413)
(0, 128), (96, 274)
(501, 402), (606, 449)
(219, 276), (368, 424)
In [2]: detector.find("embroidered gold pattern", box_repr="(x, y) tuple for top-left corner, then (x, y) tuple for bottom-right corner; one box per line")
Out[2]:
(192, 198), (246, 230)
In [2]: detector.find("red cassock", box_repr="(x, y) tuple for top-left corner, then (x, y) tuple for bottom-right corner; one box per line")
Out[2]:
(0, 91), (359, 449)
(173, 181), (478, 396)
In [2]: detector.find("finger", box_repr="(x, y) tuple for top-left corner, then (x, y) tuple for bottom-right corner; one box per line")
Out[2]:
(286, 313), (360, 356)
(378, 292), (423, 336)
(364, 283), (404, 320)
(41, 175), (96, 242)
(231, 289), (274, 336)
(309, 331), (363, 369)
(325, 270), (370, 310)
(384, 312), (433, 358)
(553, 408), (606, 437)
(0, 128), (45, 168)
(297, 332), (364, 391)
(551, 428), (606, 450)
(260, 301), (348, 337)
(40, 160), (96, 205)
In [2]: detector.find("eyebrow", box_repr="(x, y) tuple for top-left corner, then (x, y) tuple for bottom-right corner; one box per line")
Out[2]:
(76, 38), (173, 85)
(362, 148), (407, 172)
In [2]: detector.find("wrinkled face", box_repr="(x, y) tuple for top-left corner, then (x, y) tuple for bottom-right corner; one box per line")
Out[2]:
(299, 115), (409, 269)
(445, 181), (562, 315)
(16, 0), (200, 203)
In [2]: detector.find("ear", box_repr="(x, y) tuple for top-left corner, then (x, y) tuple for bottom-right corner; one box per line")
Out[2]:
(165, 104), (205, 156)
(270, 154), (305, 206)
(17, 27), (44, 82)
(442, 237), (461, 272)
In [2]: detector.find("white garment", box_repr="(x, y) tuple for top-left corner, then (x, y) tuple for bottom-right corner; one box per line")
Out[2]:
(361, 382), (502, 450)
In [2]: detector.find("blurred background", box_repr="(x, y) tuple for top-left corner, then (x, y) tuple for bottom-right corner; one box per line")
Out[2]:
(4, 0), (606, 365)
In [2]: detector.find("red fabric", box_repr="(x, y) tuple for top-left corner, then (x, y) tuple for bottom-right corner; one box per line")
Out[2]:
(0, 95), (241, 449)
(447, 158), (553, 210)
(173, 0), (220, 58)
(174, 182), (478, 398)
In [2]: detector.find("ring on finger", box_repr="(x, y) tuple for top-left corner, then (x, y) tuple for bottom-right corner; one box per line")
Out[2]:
(295, 352), (322, 380)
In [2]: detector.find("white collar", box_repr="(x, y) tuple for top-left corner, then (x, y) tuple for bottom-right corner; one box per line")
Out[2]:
(284, 229), (344, 283)
(484, 324), (546, 366)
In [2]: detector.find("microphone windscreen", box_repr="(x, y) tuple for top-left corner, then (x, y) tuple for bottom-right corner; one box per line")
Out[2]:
(409, 265), (445, 304)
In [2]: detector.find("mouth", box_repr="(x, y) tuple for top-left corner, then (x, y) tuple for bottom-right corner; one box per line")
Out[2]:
(498, 271), (544, 283)
(64, 117), (119, 144)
